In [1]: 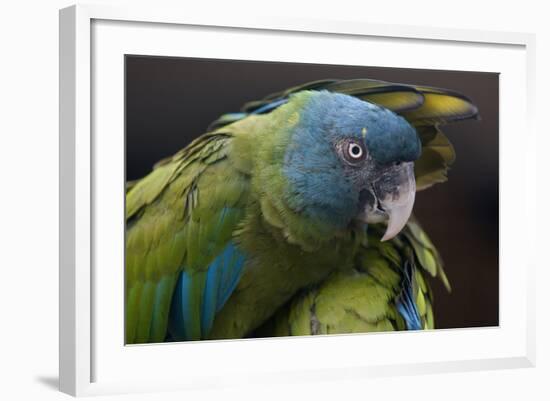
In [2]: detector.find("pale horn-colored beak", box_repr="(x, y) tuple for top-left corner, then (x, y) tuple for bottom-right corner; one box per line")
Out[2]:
(379, 162), (416, 242)
(359, 162), (417, 241)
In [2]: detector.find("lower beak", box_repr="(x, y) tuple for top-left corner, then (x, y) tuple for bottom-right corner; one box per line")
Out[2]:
(361, 162), (416, 242)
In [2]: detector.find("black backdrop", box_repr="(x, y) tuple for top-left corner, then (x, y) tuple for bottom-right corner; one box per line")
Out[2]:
(126, 55), (499, 329)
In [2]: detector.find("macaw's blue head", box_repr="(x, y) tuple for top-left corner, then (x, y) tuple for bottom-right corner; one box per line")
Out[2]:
(282, 90), (421, 241)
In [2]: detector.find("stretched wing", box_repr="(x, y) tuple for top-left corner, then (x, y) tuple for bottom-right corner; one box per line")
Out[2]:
(126, 132), (250, 344)
(254, 219), (445, 336)
(207, 78), (478, 191)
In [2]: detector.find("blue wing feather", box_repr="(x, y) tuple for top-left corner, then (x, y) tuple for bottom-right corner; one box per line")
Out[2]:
(169, 241), (246, 341)
(215, 242), (246, 311)
(250, 98), (288, 115)
(396, 262), (422, 330)
(168, 272), (188, 340)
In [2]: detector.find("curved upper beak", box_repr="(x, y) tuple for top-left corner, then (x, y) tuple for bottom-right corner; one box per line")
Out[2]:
(379, 170), (415, 241)
(360, 162), (416, 242)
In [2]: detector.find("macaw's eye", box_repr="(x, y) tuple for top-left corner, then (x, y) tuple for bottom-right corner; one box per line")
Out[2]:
(341, 140), (366, 164)
(349, 143), (363, 158)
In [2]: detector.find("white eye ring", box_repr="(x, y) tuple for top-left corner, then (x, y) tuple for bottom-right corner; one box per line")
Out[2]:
(347, 142), (364, 159)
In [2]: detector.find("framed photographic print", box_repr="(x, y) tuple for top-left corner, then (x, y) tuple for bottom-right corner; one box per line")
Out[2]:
(59, 4), (536, 396)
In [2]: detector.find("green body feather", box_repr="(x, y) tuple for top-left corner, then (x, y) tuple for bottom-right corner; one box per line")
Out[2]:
(254, 221), (443, 336)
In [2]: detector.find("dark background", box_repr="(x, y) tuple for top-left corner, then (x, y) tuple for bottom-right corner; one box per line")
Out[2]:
(126, 55), (499, 329)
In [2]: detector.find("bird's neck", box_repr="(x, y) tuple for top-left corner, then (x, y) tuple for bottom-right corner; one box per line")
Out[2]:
(240, 100), (349, 251)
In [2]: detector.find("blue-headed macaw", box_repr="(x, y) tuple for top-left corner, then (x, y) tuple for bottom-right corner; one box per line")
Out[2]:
(125, 79), (477, 343)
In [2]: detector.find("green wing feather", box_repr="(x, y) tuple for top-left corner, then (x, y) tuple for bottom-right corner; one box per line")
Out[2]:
(401, 85), (479, 126)
(125, 132), (250, 344)
(414, 126), (456, 191)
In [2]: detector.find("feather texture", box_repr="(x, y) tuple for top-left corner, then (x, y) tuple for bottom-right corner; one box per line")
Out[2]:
(207, 78), (478, 191)
(125, 132), (250, 343)
(254, 220), (444, 336)
(126, 79), (473, 342)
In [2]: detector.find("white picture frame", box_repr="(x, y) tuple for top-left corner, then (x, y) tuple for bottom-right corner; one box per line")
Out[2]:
(59, 3), (536, 397)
